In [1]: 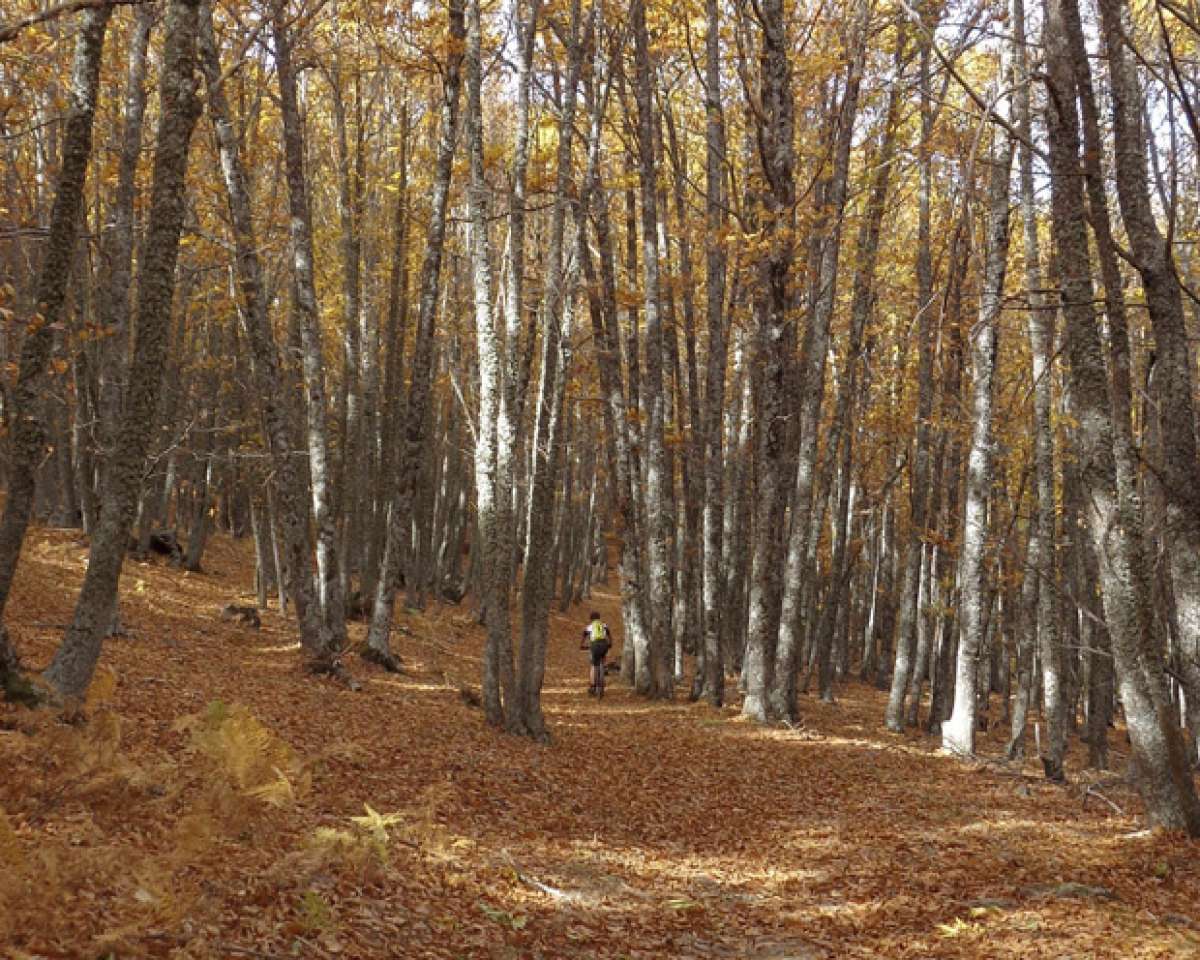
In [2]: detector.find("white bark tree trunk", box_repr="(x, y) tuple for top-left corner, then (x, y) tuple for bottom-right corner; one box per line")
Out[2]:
(942, 115), (1014, 757)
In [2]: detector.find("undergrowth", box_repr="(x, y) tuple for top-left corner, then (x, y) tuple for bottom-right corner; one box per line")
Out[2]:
(0, 692), (461, 954)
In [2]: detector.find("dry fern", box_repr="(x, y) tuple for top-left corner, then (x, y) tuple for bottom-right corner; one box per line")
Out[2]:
(177, 701), (306, 806)
(0, 807), (24, 870)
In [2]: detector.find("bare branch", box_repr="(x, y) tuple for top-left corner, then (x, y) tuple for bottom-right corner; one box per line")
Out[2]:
(0, 0), (146, 45)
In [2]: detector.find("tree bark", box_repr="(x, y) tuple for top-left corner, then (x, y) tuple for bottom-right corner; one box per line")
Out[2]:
(772, 0), (870, 720)
(886, 22), (937, 731)
(942, 118), (1014, 757)
(273, 3), (347, 648)
(44, 0), (200, 701)
(514, 0), (586, 736)
(368, 0), (465, 657)
(698, 0), (729, 706)
(1045, 0), (1200, 832)
(464, 0), (518, 729)
(1094, 0), (1200, 766)
(0, 5), (111, 650)
(198, 0), (328, 660)
(94, 3), (152, 486)
(630, 0), (673, 698)
(1014, 0), (1065, 778)
(740, 0), (796, 724)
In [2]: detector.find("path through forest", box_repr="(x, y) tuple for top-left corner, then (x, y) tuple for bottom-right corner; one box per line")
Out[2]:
(2, 532), (1199, 958)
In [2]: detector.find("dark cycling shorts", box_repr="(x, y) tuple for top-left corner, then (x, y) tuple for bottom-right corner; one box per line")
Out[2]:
(589, 641), (611, 666)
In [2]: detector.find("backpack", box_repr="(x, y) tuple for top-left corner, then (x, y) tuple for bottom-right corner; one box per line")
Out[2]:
(589, 621), (608, 643)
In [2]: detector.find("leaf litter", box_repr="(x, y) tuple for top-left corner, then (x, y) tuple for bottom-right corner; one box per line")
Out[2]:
(0, 528), (1197, 958)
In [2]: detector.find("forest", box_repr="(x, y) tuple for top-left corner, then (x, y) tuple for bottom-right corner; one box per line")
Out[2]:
(2, 0), (1200, 955)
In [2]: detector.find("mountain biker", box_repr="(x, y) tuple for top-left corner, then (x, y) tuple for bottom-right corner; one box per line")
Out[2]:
(580, 611), (611, 697)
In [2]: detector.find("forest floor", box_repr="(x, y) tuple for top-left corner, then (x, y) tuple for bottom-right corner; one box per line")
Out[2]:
(1, 530), (1199, 959)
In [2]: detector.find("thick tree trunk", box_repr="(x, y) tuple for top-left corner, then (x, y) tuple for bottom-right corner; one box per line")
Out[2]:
(740, 0), (795, 724)
(464, 0), (518, 730)
(43, 0), (200, 701)
(1094, 0), (1200, 766)
(1045, 0), (1200, 833)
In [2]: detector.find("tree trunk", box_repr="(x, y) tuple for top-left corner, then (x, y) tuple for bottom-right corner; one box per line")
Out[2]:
(95, 3), (153, 487)
(942, 119), (1014, 757)
(574, 16), (649, 700)
(629, 0), (673, 698)
(368, 0), (465, 659)
(198, 1), (328, 661)
(1094, 0), (1200, 767)
(1046, 0), (1200, 832)
(740, 0), (796, 723)
(698, 0), (729, 706)
(1014, 0), (1065, 777)
(464, 0), (518, 729)
(0, 6), (111, 644)
(43, 0), (199, 701)
(514, 0), (586, 736)
(273, 4), (347, 648)
(886, 25), (937, 732)
(772, 0), (870, 721)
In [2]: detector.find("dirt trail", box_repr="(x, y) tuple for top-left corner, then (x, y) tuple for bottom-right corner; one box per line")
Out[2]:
(1, 532), (1198, 959)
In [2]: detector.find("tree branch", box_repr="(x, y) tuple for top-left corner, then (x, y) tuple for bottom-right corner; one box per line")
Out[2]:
(0, 0), (146, 45)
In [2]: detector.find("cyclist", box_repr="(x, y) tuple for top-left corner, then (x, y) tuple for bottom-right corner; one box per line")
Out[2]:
(580, 611), (611, 697)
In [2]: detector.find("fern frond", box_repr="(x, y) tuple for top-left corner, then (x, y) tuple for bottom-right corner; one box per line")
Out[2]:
(84, 666), (118, 710)
(0, 807), (25, 870)
(245, 767), (296, 807)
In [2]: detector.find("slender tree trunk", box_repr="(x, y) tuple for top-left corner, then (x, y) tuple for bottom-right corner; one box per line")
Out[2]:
(1013, 0), (1065, 777)
(629, 0), (673, 698)
(575, 17), (649, 699)
(698, 0), (729, 706)
(887, 27), (937, 731)
(273, 4), (347, 647)
(368, 0), (465, 658)
(772, 0), (870, 721)
(465, 0), (518, 729)
(43, 0), (200, 701)
(198, 0), (328, 659)
(0, 6), (111, 656)
(1006, 524), (1039, 759)
(514, 0), (585, 736)
(942, 120), (1014, 757)
(95, 4), (152, 483)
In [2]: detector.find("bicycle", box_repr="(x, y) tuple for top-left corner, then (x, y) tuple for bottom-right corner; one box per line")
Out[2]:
(591, 650), (606, 698)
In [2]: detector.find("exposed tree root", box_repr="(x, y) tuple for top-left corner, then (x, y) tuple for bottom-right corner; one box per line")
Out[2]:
(360, 646), (403, 673)
(306, 652), (362, 691)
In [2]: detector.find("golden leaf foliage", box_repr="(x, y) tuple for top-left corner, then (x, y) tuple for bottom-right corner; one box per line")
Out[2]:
(177, 700), (306, 803)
